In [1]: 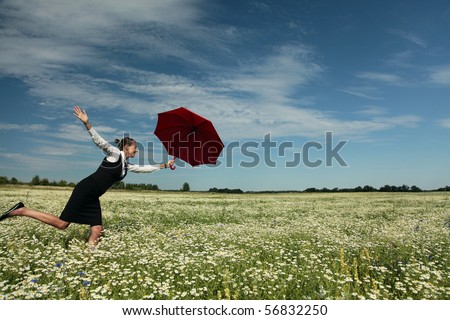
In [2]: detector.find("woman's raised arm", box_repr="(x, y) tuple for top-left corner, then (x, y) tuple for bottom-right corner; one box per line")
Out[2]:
(73, 106), (92, 130)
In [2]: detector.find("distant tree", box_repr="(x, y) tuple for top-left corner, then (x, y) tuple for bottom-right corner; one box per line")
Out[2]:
(0, 176), (8, 184)
(208, 187), (243, 194)
(58, 180), (68, 187)
(41, 178), (49, 186)
(182, 182), (190, 192)
(125, 183), (134, 190)
(410, 185), (422, 192)
(400, 184), (410, 192)
(112, 181), (125, 189)
(31, 175), (41, 185)
(362, 185), (376, 192)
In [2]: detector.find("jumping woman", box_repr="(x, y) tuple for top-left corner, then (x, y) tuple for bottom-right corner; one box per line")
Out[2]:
(0, 106), (174, 247)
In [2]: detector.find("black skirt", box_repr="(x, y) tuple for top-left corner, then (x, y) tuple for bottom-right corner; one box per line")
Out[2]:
(59, 175), (104, 226)
(59, 156), (126, 226)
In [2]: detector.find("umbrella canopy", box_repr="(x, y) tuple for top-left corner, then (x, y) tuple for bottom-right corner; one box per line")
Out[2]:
(154, 107), (224, 169)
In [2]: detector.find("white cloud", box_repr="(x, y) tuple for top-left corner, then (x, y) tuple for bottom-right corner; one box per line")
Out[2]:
(35, 146), (77, 157)
(340, 87), (383, 100)
(1, 0), (202, 36)
(0, 0), (422, 142)
(1, 47), (421, 141)
(388, 29), (427, 48)
(221, 45), (323, 100)
(382, 115), (421, 128)
(0, 150), (98, 175)
(0, 37), (96, 77)
(428, 65), (450, 86)
(437, 118), (450, 128)
(0, 0), (212, 77)
(48, 123), (121, 142)
(0, 123), (48, 132)
(355, 106), (388, 116)
(356, 72), (404, 86)
(386, 50), (415, 69)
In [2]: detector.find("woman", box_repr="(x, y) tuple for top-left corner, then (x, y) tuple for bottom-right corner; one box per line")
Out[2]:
(0, 106), (174, 247)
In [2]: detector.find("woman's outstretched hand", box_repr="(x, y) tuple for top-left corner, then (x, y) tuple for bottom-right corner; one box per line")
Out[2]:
(73, 106), (88, 124)
(74, 106), (92, 130)
(160, 159), (176, 169)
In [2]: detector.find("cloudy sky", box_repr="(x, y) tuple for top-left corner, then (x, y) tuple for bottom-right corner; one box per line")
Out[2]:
(1, 0), (449, 191)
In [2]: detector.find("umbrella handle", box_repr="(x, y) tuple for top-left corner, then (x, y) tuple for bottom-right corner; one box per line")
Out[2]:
(169, 156), (176, 170)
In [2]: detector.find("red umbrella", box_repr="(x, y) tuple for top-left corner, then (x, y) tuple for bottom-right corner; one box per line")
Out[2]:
(154, 107), (224, 169)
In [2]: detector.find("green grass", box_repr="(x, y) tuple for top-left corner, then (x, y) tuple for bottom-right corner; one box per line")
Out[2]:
(0, 187), (449, 299)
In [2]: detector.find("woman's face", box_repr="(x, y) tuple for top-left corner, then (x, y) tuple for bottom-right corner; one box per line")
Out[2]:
(125, 142), (138, 158)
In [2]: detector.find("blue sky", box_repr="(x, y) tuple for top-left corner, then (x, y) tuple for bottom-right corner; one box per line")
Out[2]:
(0, 0), (449, 191)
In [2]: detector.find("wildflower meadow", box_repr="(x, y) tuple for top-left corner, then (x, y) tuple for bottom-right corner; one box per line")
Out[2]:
(0, 186), (449, 300)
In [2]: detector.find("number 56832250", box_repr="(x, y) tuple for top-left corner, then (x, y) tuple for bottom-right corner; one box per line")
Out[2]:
(264, 304), (328, 316)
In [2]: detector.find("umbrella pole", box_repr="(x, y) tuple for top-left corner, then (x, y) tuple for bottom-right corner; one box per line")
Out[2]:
(170, 156), (176, 170)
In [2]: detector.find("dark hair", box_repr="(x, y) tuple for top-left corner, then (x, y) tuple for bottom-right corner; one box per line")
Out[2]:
(115, 137), (136, 150)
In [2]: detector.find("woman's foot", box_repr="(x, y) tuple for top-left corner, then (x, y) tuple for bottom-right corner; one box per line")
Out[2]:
(0, 202), (24, 221)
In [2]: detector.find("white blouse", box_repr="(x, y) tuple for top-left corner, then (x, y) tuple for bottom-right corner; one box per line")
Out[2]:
(88, 127), (160, 177)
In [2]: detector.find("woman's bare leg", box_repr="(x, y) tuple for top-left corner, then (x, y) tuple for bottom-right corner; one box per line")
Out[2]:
(10, 206), (70, 230)
(87, 225), (103, 248)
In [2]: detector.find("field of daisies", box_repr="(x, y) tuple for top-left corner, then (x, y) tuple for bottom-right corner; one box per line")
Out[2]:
(0, 186), (448, 300)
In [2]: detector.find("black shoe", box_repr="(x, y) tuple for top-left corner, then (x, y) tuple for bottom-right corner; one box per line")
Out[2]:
(0, 202), (24, 221)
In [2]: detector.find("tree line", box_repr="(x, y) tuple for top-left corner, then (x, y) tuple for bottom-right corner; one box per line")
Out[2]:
(303, 184), (423, 193)
(1, 175), (450, 193)
(0, 176), (191, 192)
(208, 187), (244, 194)
(211, 184), (450, 193)
(111, 181), (160, 191)
(0, 175), (76, 187)
(0, 175), (159, 191)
